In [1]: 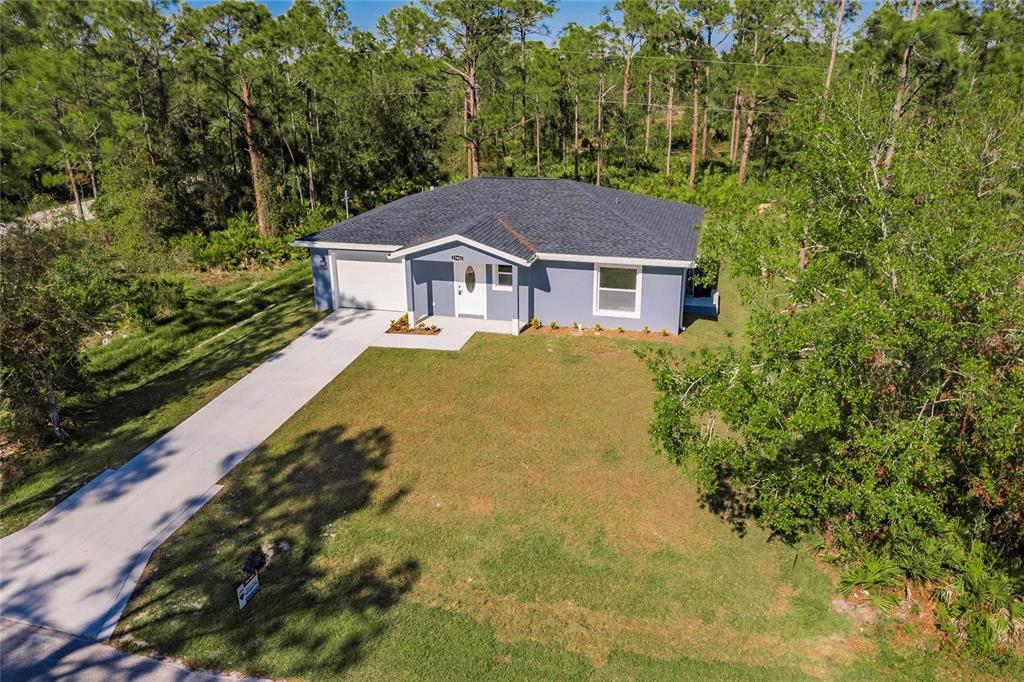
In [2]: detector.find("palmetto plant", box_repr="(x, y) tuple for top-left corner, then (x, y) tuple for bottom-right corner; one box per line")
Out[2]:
(934, 542), (1024, 653)
(839, 554), (901, 596)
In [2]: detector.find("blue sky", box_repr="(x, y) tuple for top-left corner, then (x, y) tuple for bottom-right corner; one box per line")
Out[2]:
(184, 0), (615, 34)
(185, 1), (876, 40)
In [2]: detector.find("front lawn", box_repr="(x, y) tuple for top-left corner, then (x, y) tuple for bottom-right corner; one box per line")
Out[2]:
(116, 318), (900, 679)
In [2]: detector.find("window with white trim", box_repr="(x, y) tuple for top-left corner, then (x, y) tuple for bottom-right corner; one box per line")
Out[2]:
(594, 265), (641, 317)
(492, 264), (513, 291)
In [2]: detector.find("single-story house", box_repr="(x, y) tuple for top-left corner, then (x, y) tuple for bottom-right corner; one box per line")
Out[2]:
(291, 177), (718, 335)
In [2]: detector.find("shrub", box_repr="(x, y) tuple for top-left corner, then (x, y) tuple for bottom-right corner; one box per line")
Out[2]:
(660, 328), (669, 336)
(839, 554), (901, 596)
(642, 325), (649, 334)
(175, 211), (309, 271)
(616, 326), (623, 333)
(594, 323), (602, 332)
(549, 320), (558, 329)
(530, 316), (541, 329)
(388, 314), (410, 333)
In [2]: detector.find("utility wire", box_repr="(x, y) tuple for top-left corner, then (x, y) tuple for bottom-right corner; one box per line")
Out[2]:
(576, 98), (783, 116)
(539, 47), (827, 72)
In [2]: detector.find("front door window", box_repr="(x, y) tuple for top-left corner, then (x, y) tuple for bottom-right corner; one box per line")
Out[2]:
(455, 262), (487, 317)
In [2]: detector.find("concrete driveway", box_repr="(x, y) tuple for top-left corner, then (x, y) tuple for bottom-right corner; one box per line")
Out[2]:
(1, 618), (257, 682)
(0, 308), (393, 642)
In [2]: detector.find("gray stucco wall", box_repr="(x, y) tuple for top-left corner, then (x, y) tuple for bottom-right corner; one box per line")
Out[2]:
(411, 260), (455, 317)
(410, 242), (518, 266)
(314, 241), (685, 332)
(486, 264), (516, 320)
(523, 260), (683, 332)
(309, 248), (332, 310)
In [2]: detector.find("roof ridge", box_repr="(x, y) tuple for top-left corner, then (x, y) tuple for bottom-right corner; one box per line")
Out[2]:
(495, 215), (538, 254)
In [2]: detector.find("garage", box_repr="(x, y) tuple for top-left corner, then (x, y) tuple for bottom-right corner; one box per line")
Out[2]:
(334, 258), (406, 311)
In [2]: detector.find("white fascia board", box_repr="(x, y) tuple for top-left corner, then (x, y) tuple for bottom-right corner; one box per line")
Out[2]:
(534, 252), (693, 268)
(388, 235), (532, 266)
(289, 240), (401, 251)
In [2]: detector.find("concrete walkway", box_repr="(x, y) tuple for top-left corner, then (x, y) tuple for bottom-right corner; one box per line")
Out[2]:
(0, 618), (257, 682)
(0, 309), (393, 641)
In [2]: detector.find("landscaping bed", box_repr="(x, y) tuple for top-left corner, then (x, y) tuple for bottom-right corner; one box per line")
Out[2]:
(522, 321), (692, 343)
(386, 314), (440, 335)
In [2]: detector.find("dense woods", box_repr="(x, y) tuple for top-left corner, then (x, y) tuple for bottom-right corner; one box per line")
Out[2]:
(1, 0), (1022, 662)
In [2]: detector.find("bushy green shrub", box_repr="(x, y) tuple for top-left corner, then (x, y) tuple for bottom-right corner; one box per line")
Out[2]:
(175, 211), (312, 271)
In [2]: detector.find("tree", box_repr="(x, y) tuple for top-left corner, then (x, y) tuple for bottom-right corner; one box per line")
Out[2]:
(413, 1), (550, 177)
(732, 0), (814, 184)
(1, 219), (115, 440)
(645, 82), (1024, 653)
(175, 1), (276, 236)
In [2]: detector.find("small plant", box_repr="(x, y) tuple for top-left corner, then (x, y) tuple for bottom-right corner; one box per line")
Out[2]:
(641, 325), (649, 334)
(594, 323), (602, 332)
(572, 321), (580, 330)
(429, 324), (439, 333)
(839, 554), (901, 596)
(549, 320), (558, 329)
(416, 322), (426, 330)
(530, 316), (541, 329)
(388, 313), (410, 333)
(616, 326), (623, 333)
(660, 328), (669, 336)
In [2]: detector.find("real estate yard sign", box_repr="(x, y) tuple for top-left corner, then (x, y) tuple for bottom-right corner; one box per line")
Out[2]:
(237, 572), (260, 609)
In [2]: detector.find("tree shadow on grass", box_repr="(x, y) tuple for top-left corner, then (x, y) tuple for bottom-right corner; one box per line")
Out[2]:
(2, 285), (323, 532)
(114, 424), (418, 679)
(699, 465), (756, 538)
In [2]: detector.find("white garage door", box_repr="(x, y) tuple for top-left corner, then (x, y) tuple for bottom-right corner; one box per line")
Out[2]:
(335, 259), (406, 311)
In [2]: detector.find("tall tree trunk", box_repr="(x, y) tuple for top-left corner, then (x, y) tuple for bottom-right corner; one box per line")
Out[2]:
(520, 29), (528, 162)
(465, 60), (481, 178)
(729, 86), (741, 162)
(573, 91), (580, 180)
(64, 155), (84, 220)
(240, 77), (270, 237)
(700, 66), (710, 159)
(737, 32), (760, 184)
(737, 105), (756, 184)
(881, 0), (921, 176)
(304, 87), (317, 209)
(535, 96), (541, 176)
(689, 71), (699, 188)
(643, 70), (653, 155)
(622, 55), (632, 108)
(596, 74), (605, 186)
(823, 0), (847, 98)
(41, 373), (68, 440)
(665, 80), (674, 176)
(85, 155), (98, 199)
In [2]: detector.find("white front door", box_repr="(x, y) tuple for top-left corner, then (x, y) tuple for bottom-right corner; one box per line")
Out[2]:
(454, 262), (486, 318)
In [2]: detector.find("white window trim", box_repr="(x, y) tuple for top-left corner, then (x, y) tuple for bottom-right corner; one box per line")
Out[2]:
(592, 263), (642, 319)
(491, 264), (513, 291)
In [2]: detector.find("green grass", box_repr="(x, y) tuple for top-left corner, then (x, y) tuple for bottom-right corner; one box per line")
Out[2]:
(0, 262), (325, 536)
(111, 266), (935, 679)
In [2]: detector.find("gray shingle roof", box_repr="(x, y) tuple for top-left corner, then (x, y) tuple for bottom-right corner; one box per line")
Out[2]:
(299, 177), (704, 262)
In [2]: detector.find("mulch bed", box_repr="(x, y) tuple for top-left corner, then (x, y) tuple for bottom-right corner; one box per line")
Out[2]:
(386, 327), (441, 336)
(521, 325), (688, 344)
